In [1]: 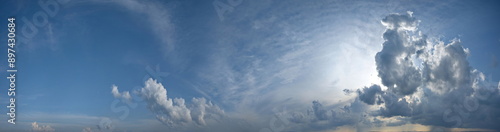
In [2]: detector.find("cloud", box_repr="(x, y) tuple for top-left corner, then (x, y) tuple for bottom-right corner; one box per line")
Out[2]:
(284, 99), (373, 131)
(82, 127), (92, 132)
(357, 85), (383, 105)
(421, 39), (472, 94)
(492, 55), (498, 68)
(136, 78), (192, 126)
(375, 11), (425, 95)
(378, 91), (412, 117)
(106, 0), (175, 53)
(112, 78), (225, 128)
(359, 11), (500, 130)
(31, 122), (55, 132)
(111, 85), (131, 102)
(190, 97), (225, 126)
(285, 11), (500, 131)
(311, 100), (329, 121)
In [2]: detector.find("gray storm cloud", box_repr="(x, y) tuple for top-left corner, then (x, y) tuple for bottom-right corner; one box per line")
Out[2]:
(376, 11), (425, 95)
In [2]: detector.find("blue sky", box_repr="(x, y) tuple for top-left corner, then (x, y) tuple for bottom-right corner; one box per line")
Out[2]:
(0, 0), (500, 131)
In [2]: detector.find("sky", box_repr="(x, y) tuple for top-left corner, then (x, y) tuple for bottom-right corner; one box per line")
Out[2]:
(0, 0), (499, 131)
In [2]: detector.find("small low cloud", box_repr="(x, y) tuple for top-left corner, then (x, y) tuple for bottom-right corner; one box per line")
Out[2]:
(358, 11), (500, 130)
(31, 122), (55, 132)
(285, 99), (372, 131)
(111, 78), (225, 128)
(285, 11), (500, 131)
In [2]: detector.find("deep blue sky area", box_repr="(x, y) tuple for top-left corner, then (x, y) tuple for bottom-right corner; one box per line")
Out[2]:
(0, 0), (499, 131)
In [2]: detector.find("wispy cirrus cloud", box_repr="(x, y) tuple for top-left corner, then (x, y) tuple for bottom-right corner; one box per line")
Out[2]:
(111, 85), (131, 102)
(196, 0), (387, 113)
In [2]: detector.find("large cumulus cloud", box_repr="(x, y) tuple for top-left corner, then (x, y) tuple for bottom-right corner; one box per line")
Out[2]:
(365, 11), (500, 130)
(107, 11), (500, 131)
(286, 11), (500, 131)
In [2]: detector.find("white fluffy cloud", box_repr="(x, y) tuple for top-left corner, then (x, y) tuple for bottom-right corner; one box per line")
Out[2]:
(360, 11), (500, 129)
(111, 85), (131, 102)
(31, 122), (55, 132)
(285, 99), (372, 131)
(112, 78), (225, 128)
